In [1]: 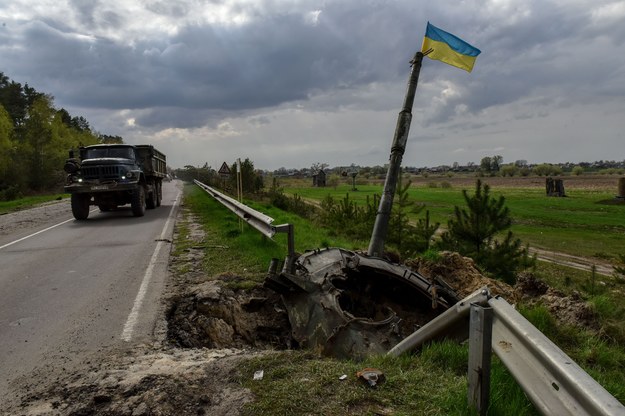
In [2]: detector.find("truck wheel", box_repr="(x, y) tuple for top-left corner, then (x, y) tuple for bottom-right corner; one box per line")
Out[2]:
(146, 183), (156, 209)
(146, 193), (156, 209)
(71, 194), (90, 220)
(156, 182), (162, 207)
(131, 186), (146, 217)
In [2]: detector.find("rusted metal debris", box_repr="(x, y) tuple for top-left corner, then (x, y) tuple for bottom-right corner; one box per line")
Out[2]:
(265, 247), (460, 359)
(356, 368), (385, 387)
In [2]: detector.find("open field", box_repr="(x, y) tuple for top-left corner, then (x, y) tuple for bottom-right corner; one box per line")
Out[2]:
(408, 174), (621, 190)
(280, 174), (625, 264)
(282, 173), (622, 191)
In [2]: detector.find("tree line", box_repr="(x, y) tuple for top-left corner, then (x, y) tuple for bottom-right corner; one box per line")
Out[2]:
(0, 72), (123, 200)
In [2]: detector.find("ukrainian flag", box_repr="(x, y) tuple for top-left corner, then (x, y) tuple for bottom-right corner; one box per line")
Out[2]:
(421, 22), (481, 72)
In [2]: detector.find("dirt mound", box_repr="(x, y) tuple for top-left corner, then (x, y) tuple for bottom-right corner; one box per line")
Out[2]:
(408, 252), (599, 331)
(515, 273), (600, 331)
(407, 251), (517, 301)
(167, 277), (292, 350)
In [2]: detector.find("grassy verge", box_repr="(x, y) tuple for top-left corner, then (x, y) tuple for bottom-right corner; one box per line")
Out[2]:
(237, 344), (540, 416)
(0, 194), (66, 214)
(181, 182), (625, 415)
(181, 183), (364, 288)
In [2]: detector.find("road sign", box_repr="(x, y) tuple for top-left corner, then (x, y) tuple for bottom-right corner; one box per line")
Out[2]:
(218, 162), (231, 175)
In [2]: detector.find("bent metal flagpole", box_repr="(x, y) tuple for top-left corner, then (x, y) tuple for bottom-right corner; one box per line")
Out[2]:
(368, 24), (479, 257)
(368, 50), (430, 257)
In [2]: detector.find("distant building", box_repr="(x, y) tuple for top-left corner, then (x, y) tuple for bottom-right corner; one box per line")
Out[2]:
(312, 169), (326, 187)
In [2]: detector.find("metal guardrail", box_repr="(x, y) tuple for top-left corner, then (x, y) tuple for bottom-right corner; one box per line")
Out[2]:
(193, 180), (296, 271)
(194, 179), (276, 238)
(387, 287), (490, 357)
(484, 297), (625, 416)
(389, 290), (625, 415)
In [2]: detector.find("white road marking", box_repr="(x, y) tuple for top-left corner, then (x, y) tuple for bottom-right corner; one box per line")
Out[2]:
(121, 192), (181, 342)
(0, 208), (97, 250)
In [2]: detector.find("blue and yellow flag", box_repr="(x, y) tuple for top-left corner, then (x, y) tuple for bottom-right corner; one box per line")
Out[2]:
(421, 22), (481, 72)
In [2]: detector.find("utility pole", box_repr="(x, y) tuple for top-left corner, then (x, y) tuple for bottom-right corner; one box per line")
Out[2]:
(368, 51), (425, 257)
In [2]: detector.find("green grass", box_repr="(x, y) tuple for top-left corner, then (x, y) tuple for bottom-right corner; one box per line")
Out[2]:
(235, 304), (625, 416)
(534, 262), (609, 295)
(183, 184), (282, 285)
(283, 184), (625, 261)
(182, 184), (364, 288)
(237, 342), (545, 416)
(0, 194), (67, 214)
(245, 197), (370, 253)
(181, 182), (625, 414)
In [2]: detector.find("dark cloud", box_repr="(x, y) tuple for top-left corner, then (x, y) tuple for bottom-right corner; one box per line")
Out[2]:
(415, 2), (625, 127)
(2, 1), (427, 125)
(69, 0), (99, 27)
(133, 107), (229, 129)
(1, 0), (624, 169)
(68, 0), (126, 31)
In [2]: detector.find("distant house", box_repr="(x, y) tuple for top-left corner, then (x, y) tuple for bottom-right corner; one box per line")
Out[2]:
(312, 169), (326, 187)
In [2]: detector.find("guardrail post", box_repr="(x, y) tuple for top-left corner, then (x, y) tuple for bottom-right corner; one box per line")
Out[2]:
(274, 224), (296, 273)
(468, 303), (493, 416)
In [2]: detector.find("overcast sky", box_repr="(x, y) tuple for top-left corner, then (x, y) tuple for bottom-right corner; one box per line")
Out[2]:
(1, 0), (624, 170)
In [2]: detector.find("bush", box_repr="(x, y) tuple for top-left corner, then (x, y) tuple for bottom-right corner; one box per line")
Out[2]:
(533, 163), (562, 176)
(500, 164), (519, 177)
(403, 210), (439, 255)
(318, 193), (376, 240)
(0, 185), (23, 201)
(269, 189), (290, 211)
(288, 194), (316, 219)
(437, 180), (534, 283)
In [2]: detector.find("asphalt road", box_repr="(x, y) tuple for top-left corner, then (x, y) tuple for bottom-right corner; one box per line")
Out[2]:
(0, 180), (182, 405)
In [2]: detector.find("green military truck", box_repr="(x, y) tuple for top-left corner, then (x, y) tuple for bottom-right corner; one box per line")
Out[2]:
(64, 144), (167, 220)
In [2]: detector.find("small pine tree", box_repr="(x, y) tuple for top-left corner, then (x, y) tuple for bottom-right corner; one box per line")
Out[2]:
(440, 179), (510, 254)
(400, 210), (440, 258)
(438, 179), (533, 283)
(413, 210), (440, 252)
(388, 176), (424, 249)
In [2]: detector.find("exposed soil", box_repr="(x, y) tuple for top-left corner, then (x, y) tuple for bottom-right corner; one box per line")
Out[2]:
(515, 272), (600, 331)
(167, 280), (292, 350)
(4, 198), (607, 415)
(409, 252), (601, 332)
(13, 348), (256, 416)
(407, 252), (517, 301)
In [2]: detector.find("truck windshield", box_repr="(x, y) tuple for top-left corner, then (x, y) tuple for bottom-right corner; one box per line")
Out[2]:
(84, 147), (135, 159)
